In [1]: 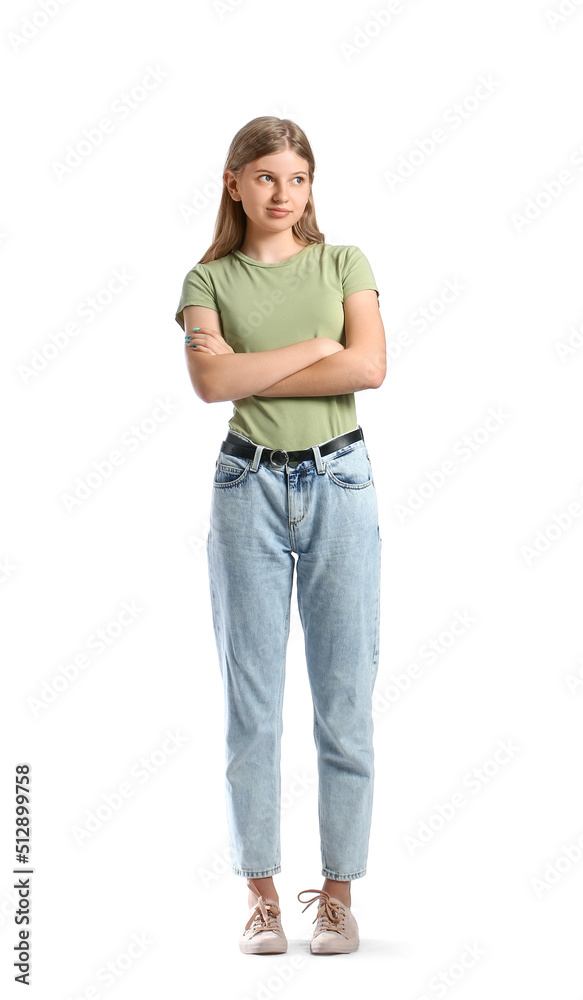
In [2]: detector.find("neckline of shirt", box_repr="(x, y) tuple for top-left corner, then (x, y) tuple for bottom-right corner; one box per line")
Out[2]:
(231, 243), (319, 267)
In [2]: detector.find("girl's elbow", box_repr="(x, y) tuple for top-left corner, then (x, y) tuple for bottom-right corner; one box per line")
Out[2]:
(372, 366), (386, 389)
(201, 384), (219, 404)
(361, 355), (386, 389)
(186, 354), (216, 403)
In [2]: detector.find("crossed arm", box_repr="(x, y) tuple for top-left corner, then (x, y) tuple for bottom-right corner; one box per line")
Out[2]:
(256, 290), (386, 396)
(182, 289), (386, 402)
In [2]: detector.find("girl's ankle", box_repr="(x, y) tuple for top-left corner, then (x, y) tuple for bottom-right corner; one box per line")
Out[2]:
(247, 884), (278, 904)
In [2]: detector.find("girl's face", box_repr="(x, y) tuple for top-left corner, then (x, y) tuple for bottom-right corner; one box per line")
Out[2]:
(228, 149), (312, 233)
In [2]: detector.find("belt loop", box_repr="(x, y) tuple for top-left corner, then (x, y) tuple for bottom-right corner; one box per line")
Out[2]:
(251, 444), (263, 472)
(312, 444), (325, 474)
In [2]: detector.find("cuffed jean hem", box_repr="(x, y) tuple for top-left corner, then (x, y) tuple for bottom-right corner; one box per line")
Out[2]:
(322, 867), (366, 881)
(233, 864), (282, 878)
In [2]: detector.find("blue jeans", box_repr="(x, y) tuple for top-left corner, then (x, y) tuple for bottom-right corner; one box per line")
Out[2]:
(206, 425), (382, 882)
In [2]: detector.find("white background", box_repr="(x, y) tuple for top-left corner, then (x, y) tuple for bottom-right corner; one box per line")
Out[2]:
(2, 0), (583, 996)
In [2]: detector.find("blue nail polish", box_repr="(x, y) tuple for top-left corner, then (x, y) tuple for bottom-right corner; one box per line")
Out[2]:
(192, 327), (200, 332)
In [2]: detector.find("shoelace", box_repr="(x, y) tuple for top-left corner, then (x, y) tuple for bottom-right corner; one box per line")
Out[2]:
(297, 889), (346, 933)
(244, 885), (283, 936)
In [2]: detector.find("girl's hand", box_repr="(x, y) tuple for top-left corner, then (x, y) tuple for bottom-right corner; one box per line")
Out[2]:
(185, 326), (234, 355)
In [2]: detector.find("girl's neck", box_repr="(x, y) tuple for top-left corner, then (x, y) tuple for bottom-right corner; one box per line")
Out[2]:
(238, 232), (309, 263)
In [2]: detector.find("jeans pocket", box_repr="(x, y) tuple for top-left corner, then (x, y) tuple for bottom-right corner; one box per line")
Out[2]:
(325, 445), (373, 489)
(213, 449), (252, 487)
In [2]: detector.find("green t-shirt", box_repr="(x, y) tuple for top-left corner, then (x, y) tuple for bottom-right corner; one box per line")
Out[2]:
(175, 242), (379, 450)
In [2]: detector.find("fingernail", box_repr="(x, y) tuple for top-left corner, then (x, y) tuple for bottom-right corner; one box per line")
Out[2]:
(192, 327), (200, 332)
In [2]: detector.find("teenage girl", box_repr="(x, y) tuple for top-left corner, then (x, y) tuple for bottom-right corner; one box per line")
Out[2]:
(175, 116), (386, 955)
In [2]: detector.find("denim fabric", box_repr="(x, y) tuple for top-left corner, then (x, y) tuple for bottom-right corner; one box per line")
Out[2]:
(206, 424), (382, 881)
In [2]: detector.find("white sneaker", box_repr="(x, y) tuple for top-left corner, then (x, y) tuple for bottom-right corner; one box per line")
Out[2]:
(239, 879), (288, 954)
(297, 888), (359, 954)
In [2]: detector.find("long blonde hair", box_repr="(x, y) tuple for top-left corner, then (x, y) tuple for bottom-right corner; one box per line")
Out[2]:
(197, 117), (325, 264)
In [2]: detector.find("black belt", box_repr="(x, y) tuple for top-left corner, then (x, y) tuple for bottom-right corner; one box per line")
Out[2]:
(219, 427), (364, 468)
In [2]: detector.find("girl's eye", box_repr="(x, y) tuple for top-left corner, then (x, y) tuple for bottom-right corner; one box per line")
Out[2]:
(259, 174), (304, 184)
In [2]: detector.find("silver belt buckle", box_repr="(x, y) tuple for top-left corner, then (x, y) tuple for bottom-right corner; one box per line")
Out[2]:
(269, 448), (289, 468)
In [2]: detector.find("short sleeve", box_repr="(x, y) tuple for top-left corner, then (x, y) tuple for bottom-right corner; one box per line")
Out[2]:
(175, 263), (219, 331)
(341, 246), (379, 302)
